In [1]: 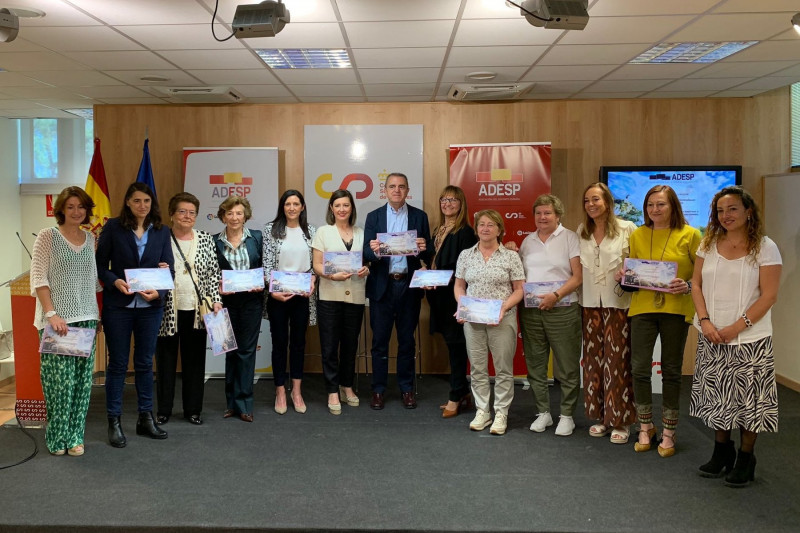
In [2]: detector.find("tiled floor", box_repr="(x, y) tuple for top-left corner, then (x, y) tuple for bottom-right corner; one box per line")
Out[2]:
(0, 380), (16, 425)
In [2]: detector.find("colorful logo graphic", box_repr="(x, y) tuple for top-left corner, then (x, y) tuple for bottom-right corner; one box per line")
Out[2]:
(315, 173), (373, 200)
(209, 172), (253, 198)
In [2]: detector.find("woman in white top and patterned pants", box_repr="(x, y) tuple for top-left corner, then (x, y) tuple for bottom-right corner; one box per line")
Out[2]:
(690, 186), (781, 487)
(31, 186), (101, 456)
(264, 189), (317, 415)
(579, 183), (637, 444)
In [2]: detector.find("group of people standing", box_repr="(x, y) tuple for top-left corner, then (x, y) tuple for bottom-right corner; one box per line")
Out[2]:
(32, 175), (781, 488)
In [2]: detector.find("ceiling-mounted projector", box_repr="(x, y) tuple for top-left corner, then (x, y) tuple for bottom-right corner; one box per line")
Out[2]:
(0, 8), (19, 43)
(520, 0), (589, 31)
(232, 1), (290, 38)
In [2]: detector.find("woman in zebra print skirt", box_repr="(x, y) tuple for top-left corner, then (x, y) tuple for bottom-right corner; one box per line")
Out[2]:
(690, 186), (782, 488)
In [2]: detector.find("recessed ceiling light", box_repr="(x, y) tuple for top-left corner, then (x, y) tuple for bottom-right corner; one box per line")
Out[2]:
(6, 6), (45, 18)
(255, 49), (351, 69)
(466, 71), (497, 81)
(140, 75), (170, 82)
(64, 108), (93, 120)
(630, 42), (758, 64)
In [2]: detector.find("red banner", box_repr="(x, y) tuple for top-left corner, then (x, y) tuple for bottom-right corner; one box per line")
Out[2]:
(449, 143), (552, 376)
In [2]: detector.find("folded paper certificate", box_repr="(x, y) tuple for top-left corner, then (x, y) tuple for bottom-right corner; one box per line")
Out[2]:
(222, 267), (265, 293)
(376, 230), (418, 256)
(39, 324), (97, 358)
(524, 281), (569, 308)
(456, 297), (503, 325)
(125, 267), (175, 291)
(203, 308), (237, 356)
(622, 258), (678, 292)
(269, 271), (313, 295)
(322, 251), (362, 275)
(409, 269), (454, 288)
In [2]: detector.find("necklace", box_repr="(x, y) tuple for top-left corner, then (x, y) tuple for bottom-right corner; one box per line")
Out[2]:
(649, 227), (673, 309)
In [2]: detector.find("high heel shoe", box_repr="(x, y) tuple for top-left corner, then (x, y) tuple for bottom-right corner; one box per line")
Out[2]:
(634, 425), (658, 452)
(441, 393), (473, 419)
(292, 394), (307, 414)
(724, 449), (757, 488)
(339, 387), (360, 407)
(699, 440), (736, 478)
(658, 430), (677, 458)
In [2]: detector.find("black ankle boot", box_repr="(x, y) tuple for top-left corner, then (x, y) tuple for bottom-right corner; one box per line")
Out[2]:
(724, 449), (756, 488)
(698, 440), (736, 478)
(136, 411), (168, 440)
(107, 416), (127, 448)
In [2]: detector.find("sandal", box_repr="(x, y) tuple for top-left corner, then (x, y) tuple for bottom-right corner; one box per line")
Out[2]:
(67, 444), (85, 456)
(589, 424), (609, 437)
(610, 427), (630, 445)
(658, 430), (677, 458)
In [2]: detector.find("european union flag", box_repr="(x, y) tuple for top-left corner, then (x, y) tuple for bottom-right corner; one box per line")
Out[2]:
(136, 138), (156, 198)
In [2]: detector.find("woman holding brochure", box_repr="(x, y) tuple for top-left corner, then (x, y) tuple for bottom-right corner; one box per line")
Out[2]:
(214, 195), (263, 423)
(97, 182), (174, 448)
(264, 189), (317, 415)
(427, 185), (477, 418)
(622, 185), (700, 457)
(512, 194), (582, 437)
(454, 209), (524, 436)
(155, 192), (223, 426)
(690, 187), (781, 487)
(31, 186), (100, 456)
(311, 189), (368, 415)
(578, 183), (637, 444)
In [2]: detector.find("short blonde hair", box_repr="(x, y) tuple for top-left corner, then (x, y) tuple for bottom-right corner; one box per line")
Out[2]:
(532, 194), (565, 218)
(217, 196), (252, 222)
(473, 209), (505, 243)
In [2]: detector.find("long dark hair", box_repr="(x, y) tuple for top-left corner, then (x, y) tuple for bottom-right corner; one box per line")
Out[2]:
(271, 189), (310, 239)
(119, 182), (162, 230)
(325, 189), (357, 226)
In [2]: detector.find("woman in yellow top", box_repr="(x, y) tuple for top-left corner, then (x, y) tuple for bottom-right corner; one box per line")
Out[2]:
(622, 185), (700, 457)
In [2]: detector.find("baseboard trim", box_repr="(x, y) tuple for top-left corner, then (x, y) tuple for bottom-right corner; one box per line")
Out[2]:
(777, 374), (800, 393)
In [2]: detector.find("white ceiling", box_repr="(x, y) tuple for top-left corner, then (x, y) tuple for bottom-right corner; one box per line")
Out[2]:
(0, 0), (799, 118)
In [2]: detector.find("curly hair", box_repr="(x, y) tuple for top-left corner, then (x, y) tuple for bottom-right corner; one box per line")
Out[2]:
(700, 186), (763, 260)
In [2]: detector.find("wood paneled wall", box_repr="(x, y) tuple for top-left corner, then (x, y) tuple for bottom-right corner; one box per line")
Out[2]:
(95, 88), (791, 373)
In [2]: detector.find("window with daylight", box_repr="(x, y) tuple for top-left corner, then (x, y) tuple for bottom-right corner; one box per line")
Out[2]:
(18, 118), (94, 194)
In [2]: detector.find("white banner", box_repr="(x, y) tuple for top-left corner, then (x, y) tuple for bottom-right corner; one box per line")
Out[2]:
(304, 125), (424, 228)
(183, 147), (279, 376)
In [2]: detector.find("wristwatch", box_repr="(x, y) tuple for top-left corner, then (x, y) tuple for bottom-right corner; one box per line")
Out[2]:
(45, 310), (57, 319)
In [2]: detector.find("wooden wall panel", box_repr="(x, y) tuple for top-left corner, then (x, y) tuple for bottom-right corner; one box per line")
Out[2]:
(95, 88), (791, 374)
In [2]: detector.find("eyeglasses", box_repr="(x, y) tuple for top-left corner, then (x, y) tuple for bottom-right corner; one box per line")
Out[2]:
(593, 245), (600, 267)
(439, 197), (460, 205)
(177, 209), (197, 218)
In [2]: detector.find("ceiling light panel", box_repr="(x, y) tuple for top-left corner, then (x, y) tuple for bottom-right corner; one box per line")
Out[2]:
(630, 42), (758, 64)
(256, 49), (351, 69)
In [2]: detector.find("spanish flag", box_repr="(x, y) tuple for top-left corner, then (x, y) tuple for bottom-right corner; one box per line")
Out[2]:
(84, 138), (111, 237)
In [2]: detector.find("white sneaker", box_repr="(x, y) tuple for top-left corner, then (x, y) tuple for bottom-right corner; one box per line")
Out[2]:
(490, 413), (508, 435)
(555, 415), (575, 436)
(529, 412), (553, 433)
(469, 409), (492, 431)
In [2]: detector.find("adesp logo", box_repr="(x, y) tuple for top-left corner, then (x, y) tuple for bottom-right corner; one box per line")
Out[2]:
(315, 173), (373, 199)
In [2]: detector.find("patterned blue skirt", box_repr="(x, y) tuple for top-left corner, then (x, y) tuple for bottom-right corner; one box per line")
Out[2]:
(690, 334), (778, 433)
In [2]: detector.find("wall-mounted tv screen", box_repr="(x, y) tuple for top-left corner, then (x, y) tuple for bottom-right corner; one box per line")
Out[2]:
(600, 166), (742, 234)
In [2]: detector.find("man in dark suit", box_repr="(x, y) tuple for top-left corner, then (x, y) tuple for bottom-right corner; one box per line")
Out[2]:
(363, 173), (432, 410)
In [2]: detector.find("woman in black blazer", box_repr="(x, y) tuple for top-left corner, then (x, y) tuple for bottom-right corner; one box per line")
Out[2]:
(426, 185), (477, 418)
(96, 182), (174, 448)
(214, 196), (264, 422)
